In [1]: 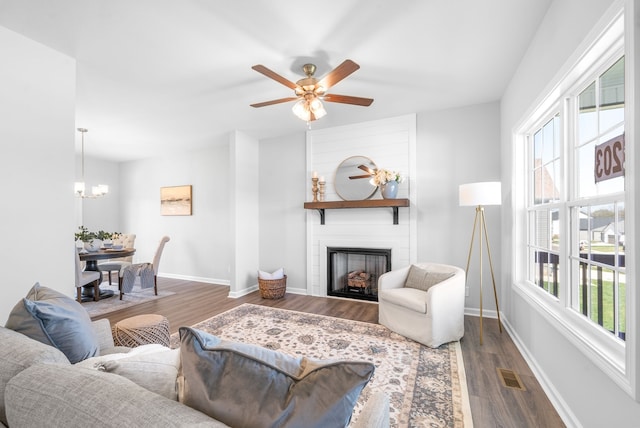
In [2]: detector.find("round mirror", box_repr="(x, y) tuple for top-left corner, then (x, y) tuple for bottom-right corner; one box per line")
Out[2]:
(334, 156), (378, 200)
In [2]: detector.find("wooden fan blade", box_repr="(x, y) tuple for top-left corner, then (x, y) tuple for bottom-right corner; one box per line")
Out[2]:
(252, 65), (298, 90)
(349, 174), (371, 179)
(357, 164), (375, 174)
(323, 94), (374, 106)
(317, 59), (360, 89)
(250, 97), (298, 108)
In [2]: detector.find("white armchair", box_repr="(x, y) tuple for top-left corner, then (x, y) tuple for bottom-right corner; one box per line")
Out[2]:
(378, 262), (465, 348)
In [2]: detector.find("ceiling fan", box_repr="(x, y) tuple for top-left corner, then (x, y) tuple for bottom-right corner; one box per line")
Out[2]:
(250, 59), (374, 122)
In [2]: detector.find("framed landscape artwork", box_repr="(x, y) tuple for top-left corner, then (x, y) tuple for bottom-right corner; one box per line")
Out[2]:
(160, 185), (192, 216)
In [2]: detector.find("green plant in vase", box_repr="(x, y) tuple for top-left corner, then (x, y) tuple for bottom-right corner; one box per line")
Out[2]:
(75, 227), (120, 251)
(96, 230), (119, 247)
(75, 226), (98, 252)
(74, 226), (96, 243)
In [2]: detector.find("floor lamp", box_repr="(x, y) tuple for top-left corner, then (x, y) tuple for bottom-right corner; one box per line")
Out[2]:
(459, 181), (503, 345)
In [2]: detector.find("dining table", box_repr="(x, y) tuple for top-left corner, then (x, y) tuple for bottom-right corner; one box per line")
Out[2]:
(79, 248), (136, 301)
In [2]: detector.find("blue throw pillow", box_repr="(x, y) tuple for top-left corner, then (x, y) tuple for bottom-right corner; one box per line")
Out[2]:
(5, 283), (99, 363)
(178, 327), (375, 428)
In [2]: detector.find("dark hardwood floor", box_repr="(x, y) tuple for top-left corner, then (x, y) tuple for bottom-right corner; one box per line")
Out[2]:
(93, 277), (565, 427)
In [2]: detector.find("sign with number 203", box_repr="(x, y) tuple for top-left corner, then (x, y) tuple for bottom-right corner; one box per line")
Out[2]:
(594, 133), (625, 183)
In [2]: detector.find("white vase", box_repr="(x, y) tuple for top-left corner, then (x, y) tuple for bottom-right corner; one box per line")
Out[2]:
(380, 181), (398, 199)
(85, 239), (101, 252)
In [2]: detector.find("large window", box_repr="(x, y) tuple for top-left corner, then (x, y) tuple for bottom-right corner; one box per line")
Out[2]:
(525, 56), (625, 341)
(516, 6), (636, 397)
(571, 56), (626, 340)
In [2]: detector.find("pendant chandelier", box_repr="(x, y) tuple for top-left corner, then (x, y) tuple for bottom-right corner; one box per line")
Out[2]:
(74, 128), (108, 198)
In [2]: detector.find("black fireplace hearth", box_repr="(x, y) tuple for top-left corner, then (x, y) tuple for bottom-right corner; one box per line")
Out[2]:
(327, 247), (391, 302)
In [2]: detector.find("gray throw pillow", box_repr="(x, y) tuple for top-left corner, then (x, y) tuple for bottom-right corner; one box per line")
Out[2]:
(404, 265), (454, 292)
(84, 347), (181, 400)
(178, 327), (375, 428)
(5, 283), (99, 364)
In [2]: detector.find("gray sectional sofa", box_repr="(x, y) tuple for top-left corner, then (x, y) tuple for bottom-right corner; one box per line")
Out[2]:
(0, 319), (389, 428)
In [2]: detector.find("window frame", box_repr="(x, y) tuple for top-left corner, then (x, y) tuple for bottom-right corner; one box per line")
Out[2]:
(566, 53), (626, 342)
(512, 9), (636, 397)
(525, 112), (564, 301)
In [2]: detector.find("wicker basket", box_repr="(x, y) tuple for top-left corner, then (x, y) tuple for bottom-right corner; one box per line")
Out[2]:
(258, 275), (287, 299)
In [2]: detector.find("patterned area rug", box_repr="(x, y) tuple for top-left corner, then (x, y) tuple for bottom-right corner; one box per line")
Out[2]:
(170, 303), (472, 427)
(83, 283), (175, 317)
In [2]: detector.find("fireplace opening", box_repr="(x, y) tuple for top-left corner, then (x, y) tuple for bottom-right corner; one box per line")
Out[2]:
(327, 247), (391, 302)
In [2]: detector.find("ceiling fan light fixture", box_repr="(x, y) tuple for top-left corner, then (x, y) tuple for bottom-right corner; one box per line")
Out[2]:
(252, 59), (372, 123)
(292, 98), (327, 122)
(309, 98), (326, 119)
(292, 99), (311, 121)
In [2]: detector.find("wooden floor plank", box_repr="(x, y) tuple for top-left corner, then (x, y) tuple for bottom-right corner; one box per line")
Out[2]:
(462, 317), (565, 427)
(92, 278), (564, 427)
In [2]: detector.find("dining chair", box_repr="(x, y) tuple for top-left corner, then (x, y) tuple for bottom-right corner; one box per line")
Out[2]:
(74, 248), (101, 303)
(118, 236), (170, 300)
(98, 234), (136, 284)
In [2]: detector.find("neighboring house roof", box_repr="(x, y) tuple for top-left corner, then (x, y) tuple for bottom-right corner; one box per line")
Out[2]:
(533, 159), (560, 203)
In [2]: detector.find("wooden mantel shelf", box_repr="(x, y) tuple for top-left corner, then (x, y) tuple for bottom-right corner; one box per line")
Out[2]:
(304, 199), (409, 225)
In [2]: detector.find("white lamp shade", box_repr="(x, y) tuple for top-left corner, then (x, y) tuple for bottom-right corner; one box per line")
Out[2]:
(459, 181), (502, 206)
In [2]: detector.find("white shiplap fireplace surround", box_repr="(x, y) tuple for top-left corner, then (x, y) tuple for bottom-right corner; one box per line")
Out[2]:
(305, 114), (417, 298)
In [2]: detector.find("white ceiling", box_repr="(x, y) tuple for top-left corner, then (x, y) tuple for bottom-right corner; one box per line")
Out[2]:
(0, 0), (552, 162)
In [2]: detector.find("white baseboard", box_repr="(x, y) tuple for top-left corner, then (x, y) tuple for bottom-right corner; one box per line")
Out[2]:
(158, 272), (230, 286)
(284, 286), (309, 295)
(160, 275), (308, 299)
(228, 285), (309, 298)
(464, 307), (499, 319)
(228, 285), (258, 298)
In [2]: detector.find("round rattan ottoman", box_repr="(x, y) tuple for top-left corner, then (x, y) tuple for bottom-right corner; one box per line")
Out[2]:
(113, 314), (170, 347)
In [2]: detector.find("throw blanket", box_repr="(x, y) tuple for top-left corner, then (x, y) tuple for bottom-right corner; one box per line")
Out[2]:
(120, 263), (155, 293)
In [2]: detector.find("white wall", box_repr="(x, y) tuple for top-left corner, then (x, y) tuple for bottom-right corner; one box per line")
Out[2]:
(0, 26), (76, 322)
(119, 141), (230, 284)
(258, 131), (307, 294)
(417, 102), (502, 314)
(229, 131), (259, 296)
(500, 0), (640, 426)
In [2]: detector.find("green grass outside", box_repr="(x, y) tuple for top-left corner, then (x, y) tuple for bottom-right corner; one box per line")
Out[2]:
(578, 275), (626, 337)
(537, 242), (626, 338)
(540, 270), (626, 338)
(579, 242), (625, 336)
